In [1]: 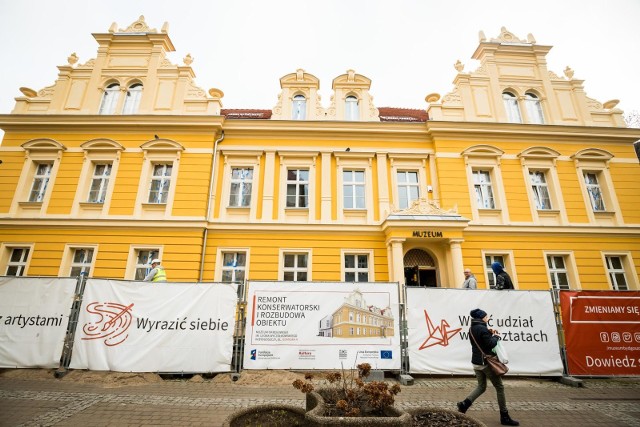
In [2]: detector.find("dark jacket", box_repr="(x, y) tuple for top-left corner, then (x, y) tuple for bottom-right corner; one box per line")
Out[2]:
(469, 318), (500, 365)
(495, 271), (514, 290)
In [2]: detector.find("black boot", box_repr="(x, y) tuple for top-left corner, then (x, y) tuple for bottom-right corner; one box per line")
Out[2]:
(500, 410), (519, 426)
(457, 398), (472, 413)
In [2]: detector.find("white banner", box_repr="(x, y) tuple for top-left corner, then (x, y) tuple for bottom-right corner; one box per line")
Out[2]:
(70, 279), (237, 373)
(0, 277), (76, 368)
(406, 288), (563, 376)
(244, 282), (401, 370)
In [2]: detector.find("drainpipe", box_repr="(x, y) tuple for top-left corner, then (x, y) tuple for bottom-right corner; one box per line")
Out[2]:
(199, 130), (225, 281)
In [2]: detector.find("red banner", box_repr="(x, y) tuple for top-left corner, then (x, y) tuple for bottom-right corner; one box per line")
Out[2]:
(560, 291), (640, 376)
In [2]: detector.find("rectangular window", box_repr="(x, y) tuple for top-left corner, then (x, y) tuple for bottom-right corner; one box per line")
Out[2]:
(6, 248), (30, 276)
(148, 164), (172, 204)
(29, 163), (53, 202)
(70, 248), (94, 277)
(473, 170), (495, 209)
(485, 254), (505, 289)
(344, 254), (369, 282)
(283, 253), (308, 281)
(221, 252), (246, 283)
(134, 249), (159, 281)
(229, 167), (253, 207)
(584, 172), (606, 211)
(397, 170), (419, 209)
(87, 163), (112, 203)
(343, 170), (365, 209)
(547, 255), (570, 290)
(605, 256), (628, 291)
(529, 171), (552, 210)
(286, 169), (309, 208)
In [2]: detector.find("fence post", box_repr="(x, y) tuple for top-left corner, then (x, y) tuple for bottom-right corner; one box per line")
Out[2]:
(55, 273), (87, 378)
(550, 288), (569, 377)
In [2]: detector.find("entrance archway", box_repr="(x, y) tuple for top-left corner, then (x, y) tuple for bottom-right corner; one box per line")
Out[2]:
(404, 248), (438, 287)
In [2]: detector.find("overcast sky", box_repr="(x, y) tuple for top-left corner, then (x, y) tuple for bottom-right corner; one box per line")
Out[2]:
(1, 0), (639, 119)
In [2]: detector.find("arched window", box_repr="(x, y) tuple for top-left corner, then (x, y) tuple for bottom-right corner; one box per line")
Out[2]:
(502, 92), (522, 123)
(99, 83), (120, 115)
(122, 83), (143, 114)
(292, 94), (306, 120)
(525, 92), (544, 124)
(345, 95), (359, 121)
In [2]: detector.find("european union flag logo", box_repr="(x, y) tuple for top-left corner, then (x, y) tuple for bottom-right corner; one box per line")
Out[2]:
(380, 350), (392, 359)
(250, 349), (257, 360)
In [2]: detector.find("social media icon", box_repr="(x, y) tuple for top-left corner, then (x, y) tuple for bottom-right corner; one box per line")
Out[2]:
(623, 332), (632, 342)
(611, 332), (621, 342)
(600, 332), (609, 342)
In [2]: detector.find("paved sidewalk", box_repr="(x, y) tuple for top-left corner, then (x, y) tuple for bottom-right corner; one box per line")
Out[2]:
(1, 372), (639, 426)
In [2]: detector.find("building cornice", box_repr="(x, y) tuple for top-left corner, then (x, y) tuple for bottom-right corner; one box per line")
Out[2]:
(426, 121), (640, 144)
(0, 115), (225, 133)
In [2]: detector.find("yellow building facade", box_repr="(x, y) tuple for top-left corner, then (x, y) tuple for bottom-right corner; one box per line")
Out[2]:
(1, 18), (639, 296)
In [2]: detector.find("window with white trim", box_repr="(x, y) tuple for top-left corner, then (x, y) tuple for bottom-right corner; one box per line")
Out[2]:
(6, 248), (30, 276)
(87, 164), (112, 203)
(29, 163), (53, 202)
(283, 253), (308, 281)
(473, 170), (495, 209)
(292, 95), (306, 120)
(69, 248), (94, 277)
(122, 83), (143, 114)
(485, 254), (505, 289)
(221, 251), (246, 283)
(529, 171), (552, 210)
(134, 249), (159, 281)
(525, 93), (544, 124)
(397, 170), (419, 209)
(148, 164), (172, 204)
(605, 255), (628, 291)
(547, 255), (570, 290)
(584, 172), (605, 211)
(502, 92), (522, 123)
(345, 95), (359, 121)
(344, 253), (369, 282)
(229, 167), (253, 207)
(286, 169), (309, 208)
(99, 83), (120, 115)
(343, 170), (365, 209)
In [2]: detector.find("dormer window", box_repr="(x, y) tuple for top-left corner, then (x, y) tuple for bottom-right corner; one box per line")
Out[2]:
(99, 83), (121, 115)
(525, 93), (544, 124)
(502, 92), (522, 123)
(122, 83), (143, 114)
(345, 95), (359, 121)
(292, 95), (307, 120)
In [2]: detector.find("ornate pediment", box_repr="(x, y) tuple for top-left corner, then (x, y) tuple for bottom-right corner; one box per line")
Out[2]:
(391, 198), (458, 216)
(110, 16), (167, 34)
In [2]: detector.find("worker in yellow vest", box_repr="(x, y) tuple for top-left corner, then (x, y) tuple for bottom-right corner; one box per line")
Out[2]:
(143, 258), (167, 282)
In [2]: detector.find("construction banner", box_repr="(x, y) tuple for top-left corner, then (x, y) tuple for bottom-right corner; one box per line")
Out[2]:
(406, 288), (563, 376)
(560, 290), (640, 376)
(243, 281), (401, 370)
(70, 279), (237, 373)
(0, 277), (76, 368)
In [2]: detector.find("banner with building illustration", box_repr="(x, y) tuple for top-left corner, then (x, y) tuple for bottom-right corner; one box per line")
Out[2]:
(244, 281), (401, 370)
(406, 288), (563, 375)
(70, 279), (237, 373)
(560, 290), (640, 376)
(0, 277), (76, 368)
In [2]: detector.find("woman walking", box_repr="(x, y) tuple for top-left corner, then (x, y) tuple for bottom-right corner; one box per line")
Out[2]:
(457, 308), (519, 426)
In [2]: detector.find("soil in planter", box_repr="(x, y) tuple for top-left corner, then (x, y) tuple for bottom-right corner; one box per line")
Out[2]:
(229, 408), (306, 427)
(411, 411), (480, 427)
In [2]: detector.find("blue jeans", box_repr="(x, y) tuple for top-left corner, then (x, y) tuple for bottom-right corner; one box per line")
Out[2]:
(466, 365), (507, 412)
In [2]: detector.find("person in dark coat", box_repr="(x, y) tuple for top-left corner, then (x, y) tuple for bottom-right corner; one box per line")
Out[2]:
(457, 308), (519, 426)
(491, 262), (514, 290)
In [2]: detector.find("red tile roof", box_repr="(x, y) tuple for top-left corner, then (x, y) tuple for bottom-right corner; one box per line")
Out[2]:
(221, 109), (272, 119)
(378, 107), (428, 122)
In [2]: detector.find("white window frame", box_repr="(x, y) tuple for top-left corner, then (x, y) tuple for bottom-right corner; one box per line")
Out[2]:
(481, 251), (516, 290)
(229, 167), (254, 207)
(278, 152), (317, 221)
(529, 170), (552, 210)
(525, 92), (545, 124)
(279, 249), (312, 281)
(87, 163), (112, 203)
(473, 170), (495, 209)
(341, 249), (374, 283)
(125, 246), (162, 280)
(396, 170), (420, 209)
(122, 83), (143, 115)
(335, 152), (375, 223)
(286, 168), (310, 208)
(29, 163), (53, 202)
(519, 147), (567, 225)
(544, 252), (580, 291)
(215, 248), (250, 284)
(583, 172), (605, 211)
(292, 94), (307, 120)
(219, 150), (262, 221)
(502, 91), (522, 123)
(343, 170), (366, 209)
(389, 154), (429, 211)
(602, 252), (638, 291)
(99, 83), (121, 115)
(462, 145), (509, 224)
(0, 243), (34, 277)
(59, 244), (98, 278)
(345, 95), (359, 121)
(148, 163), (173, 204)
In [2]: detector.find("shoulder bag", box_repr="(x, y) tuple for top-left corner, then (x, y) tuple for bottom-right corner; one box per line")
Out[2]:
(470, 329), (509, 376)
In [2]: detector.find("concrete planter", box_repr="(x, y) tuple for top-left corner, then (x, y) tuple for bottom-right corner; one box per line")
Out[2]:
(222, 404), (306, 427)
(405, 407), (487, 427)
